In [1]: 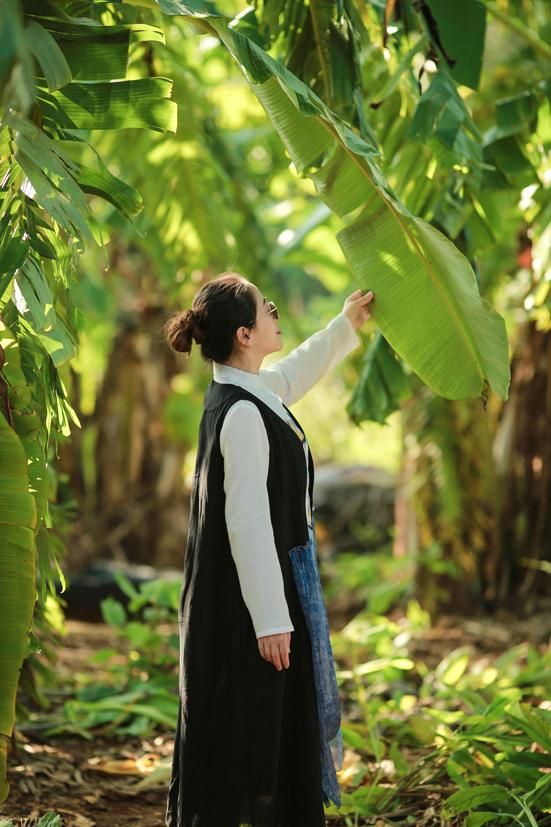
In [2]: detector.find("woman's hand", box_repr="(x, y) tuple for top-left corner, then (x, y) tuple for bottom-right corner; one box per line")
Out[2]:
(257, 631), (291, 671)
(343, 289), (375, 331)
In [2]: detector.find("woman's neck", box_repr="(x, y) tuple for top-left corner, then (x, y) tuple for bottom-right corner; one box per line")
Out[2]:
(222, 356), (262, 375)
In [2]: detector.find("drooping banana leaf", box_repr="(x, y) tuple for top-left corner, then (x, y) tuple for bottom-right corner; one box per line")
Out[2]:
(29, 16), (166, 82)
(26, 20), (72, 91)
(6, 109), (143, 245)
(37, 77), (178, 133)
(0, 411), (37, 803)
(154, 1), (510, 402)
(75, 150), (144, 221)
(14, 257), (79, 366)
(347, 331), (413, 425)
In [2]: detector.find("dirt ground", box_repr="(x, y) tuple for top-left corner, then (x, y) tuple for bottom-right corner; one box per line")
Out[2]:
(1, 607), (549, 827)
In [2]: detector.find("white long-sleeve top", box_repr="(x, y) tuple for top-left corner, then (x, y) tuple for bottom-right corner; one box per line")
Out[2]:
(214, 310), (361, 639)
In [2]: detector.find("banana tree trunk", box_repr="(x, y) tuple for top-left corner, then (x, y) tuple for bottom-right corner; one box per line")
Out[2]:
(395, 387), (500, 617)
(94, 302), (190, 567)
(395, 323), (551, 615)
(494, 321), (551, 602)
(58, 296), (191, 571)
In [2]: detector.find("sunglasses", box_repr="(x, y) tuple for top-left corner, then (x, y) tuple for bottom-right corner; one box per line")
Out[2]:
(247, 300), (279, 326)
(262, 300), (279, 320)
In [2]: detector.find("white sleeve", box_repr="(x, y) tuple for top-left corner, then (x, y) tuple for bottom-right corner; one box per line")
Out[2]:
(220, 400), (295, 639)
(260, 310), (361, 406)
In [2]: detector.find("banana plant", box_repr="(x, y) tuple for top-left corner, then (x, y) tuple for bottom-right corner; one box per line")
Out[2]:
(0, 405), (37, 803)
(0, 0), (178, 799)
(155, 0), (510, 403)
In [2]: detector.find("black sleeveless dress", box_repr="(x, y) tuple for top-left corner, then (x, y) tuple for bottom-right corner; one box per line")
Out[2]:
(165, 379), (326, 827)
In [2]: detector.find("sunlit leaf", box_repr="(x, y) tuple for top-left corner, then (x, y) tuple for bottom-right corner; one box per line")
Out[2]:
(26, 20), (72, 90)
(38, 78), (178, 133)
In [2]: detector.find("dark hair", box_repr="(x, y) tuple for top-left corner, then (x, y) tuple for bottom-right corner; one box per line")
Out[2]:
(163, 272), (258, 363)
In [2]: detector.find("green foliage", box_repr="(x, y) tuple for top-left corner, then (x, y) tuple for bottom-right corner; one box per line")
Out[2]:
(324, 541), (413, 615)
(0, 408), (37, 801)
(423, 0), (487, 90)
(250, 0), (371, 135)
(20, 571), (551, 824)
(346, 329), (412, 425)
(0, 0), (177, 793)
(0, 814), (62, 827)
(156, 0), (513, 405)
(10, 538), (549, 824)
(328, 602), (551, 823)
(324, 535), (462, 615)
(20, 573), (181, 739)
(0, 0), (177, 443)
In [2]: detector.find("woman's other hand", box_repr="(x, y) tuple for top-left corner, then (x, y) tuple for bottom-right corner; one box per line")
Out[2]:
(343, 289), (375, 331)
(258, 631), (291, 671)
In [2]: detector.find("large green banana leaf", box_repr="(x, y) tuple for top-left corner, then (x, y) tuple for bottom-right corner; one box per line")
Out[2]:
(38, 77), (177, 133)
(155, 1), (510, 402)
(30, 17), (166, 82)
(0, 411), (37, 803)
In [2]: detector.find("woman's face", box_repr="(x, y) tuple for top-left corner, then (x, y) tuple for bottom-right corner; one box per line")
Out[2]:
(248, 284), (283, 356)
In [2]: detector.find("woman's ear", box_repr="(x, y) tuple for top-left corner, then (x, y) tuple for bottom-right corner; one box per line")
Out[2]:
(235, 326), (251, 346)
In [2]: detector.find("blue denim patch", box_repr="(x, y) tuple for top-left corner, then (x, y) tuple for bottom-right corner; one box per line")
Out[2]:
(289, 520), (343, 808)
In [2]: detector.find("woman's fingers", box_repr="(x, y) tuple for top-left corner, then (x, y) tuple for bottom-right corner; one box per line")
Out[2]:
(280, 639), (290, 670)
(345, 289), (375, 313)
(271, 641), (283, 671)
(257, 632), (291, 671)
(269, 639), (290, 671)
(342, 288), (375, 331)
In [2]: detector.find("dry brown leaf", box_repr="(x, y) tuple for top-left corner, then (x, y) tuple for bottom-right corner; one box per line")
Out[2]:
(85, 757), (142, 775)
(53, 809), (96, 827)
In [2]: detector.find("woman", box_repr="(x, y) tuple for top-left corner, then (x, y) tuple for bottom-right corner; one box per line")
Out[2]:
(163, 272), (374, 827)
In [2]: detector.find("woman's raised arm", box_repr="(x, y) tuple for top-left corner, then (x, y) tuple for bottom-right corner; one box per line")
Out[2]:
(260, 310), (361, 406)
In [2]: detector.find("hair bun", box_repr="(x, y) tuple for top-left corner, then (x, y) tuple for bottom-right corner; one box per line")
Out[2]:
(186, 308), (205, 344)
(163, 307), (204, 355)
